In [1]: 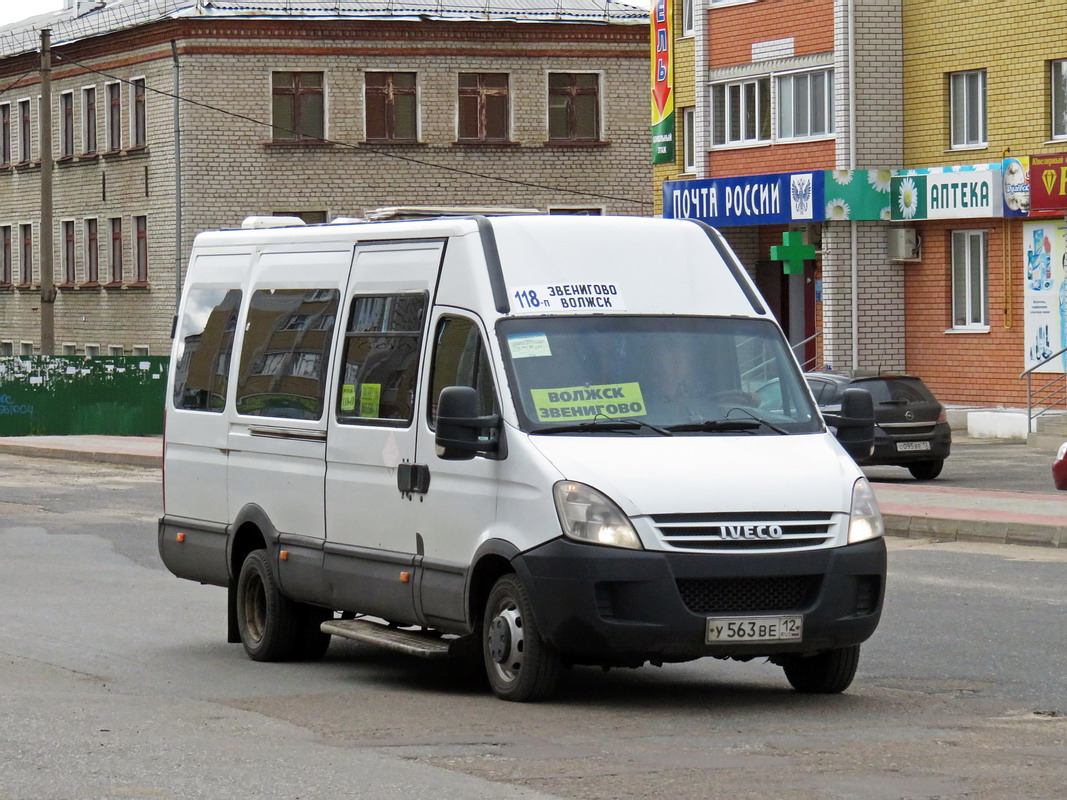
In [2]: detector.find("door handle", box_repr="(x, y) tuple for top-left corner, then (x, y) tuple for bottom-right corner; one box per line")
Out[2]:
(397, 463), (430, 494)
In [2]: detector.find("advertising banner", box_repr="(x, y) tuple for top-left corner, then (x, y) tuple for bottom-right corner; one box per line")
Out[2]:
(650, 0), (674, 164)
(664, 172), (823, 226)
(891, 167), (1002, 220)
(1022, 220), (1067, 374)
(1028, 153), (1067, 214)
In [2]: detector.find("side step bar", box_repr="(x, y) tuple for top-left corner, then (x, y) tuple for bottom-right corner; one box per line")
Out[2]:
(322, 618), (476, 660)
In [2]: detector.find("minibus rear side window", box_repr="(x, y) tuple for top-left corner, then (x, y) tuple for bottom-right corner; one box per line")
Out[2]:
(172, 287), (242, 412)
(234, 288), (340, 420)
(337, 293), (427, 426)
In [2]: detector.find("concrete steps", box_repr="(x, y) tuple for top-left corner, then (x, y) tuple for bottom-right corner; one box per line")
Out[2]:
(1028, 414), (1067, 454)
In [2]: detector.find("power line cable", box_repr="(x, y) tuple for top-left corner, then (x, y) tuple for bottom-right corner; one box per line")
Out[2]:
(52, 53), (654, 207)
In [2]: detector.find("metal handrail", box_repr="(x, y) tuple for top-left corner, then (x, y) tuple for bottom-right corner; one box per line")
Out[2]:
(790, 330), (823, 372)
(1019, 345), (1067, 434)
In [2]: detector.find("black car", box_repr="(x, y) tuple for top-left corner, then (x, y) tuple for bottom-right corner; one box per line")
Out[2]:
(804, 372), (952, 480)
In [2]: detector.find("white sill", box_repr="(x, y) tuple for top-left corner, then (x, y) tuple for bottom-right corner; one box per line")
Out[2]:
(946, 143), (988, 152)
(944, 326), (990, 334)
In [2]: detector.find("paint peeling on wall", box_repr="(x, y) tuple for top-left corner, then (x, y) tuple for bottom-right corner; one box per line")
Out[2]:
(0, 356), (167, 436)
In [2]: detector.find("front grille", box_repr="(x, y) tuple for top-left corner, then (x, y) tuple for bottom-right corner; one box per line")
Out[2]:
(652, 511), (836, 551)
(677, 575), (820, 614)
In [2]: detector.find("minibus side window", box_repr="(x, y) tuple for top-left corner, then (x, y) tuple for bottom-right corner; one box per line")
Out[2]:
(172, 287), (242, 412)
(337, 293), (427, 426)
(234, 288), (339, 420)
(427, 315), (497, 427)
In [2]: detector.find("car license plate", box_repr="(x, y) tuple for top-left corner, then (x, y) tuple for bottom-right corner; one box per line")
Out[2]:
(706, 615), (803, 643)
(897, 441), (931, 452)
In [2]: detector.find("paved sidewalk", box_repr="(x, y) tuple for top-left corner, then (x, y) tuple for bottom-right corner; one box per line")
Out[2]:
(0, 434), (1064, 548)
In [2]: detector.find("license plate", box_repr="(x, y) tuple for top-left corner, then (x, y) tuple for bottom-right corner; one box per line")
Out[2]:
(897, 441), (931, 452)
(706, 615), (803, 643)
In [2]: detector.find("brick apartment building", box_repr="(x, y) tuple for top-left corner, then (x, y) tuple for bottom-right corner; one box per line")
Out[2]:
(0, 0), (649, 356)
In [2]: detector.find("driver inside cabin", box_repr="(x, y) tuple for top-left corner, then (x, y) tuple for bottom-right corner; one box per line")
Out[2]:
(649, 344), (760, 425)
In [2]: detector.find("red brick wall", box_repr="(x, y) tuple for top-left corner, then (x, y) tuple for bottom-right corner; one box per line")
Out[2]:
(709, 140), (834, 177)
(709, 0), (835, 68)
(905, 219), (1026, 406)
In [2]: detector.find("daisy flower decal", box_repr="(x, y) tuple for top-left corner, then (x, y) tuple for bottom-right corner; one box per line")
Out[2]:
(898, 177), (919, 219)
(832, 170), (853, 185)
(826, 198), (851, 220)
(867, 169), (892, 193)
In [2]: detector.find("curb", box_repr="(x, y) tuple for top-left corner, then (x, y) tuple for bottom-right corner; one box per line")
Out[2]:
(882, 512), (1065, 549)
(0, 442), (162, 469)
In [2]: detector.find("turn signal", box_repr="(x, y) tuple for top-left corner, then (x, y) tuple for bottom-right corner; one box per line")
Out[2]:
(176, 532), (186, 543)
(399, 571), (411, 583)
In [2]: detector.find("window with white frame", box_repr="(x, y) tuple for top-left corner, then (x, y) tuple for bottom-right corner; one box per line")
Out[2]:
(18, 98), (30, 162)
(712, 78), (771, 146)
(105, 82), (121, 151)
(682, 0), (695, 35)
(130, 77), (146, 148)
(62, 220), (75, 284)
(951, 230), (988, 330)
(777, 69), (833, 140)
(1, 103), (10, 166)
(682, 105), (696, 172)
(1052, 60), (1067, 139)
(949, 69), (986, 148)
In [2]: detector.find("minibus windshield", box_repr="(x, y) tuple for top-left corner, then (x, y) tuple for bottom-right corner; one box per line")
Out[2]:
(497, 316), (822, 435)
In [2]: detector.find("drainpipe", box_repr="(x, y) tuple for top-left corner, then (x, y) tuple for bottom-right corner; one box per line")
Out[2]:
(848, 0), (858, 373)
(171, 40), (182, 318)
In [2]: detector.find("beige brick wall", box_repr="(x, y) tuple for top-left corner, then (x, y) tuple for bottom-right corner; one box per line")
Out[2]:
(0, 19), (650, 355)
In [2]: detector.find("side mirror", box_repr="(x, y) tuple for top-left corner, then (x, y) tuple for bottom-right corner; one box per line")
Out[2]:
(435, 386), (502, 461)
(826, 387), (874, 462)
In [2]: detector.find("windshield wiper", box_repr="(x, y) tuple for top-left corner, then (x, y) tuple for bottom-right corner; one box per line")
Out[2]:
(537, 415), (673, 436)
(666, 413), (790, 435)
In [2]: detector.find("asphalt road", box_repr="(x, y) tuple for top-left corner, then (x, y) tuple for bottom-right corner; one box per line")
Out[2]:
(862, 436), (1061, 494)
(2, 453), (1066, 799)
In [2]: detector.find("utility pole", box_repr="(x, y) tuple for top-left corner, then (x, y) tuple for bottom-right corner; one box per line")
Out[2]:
(39, 28), (56, 355)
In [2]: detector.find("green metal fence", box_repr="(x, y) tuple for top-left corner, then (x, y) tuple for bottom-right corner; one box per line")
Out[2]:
(0, 356), (168, 436)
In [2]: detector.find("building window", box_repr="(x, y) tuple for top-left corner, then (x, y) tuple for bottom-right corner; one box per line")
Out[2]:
(1052, 60), (1067, 140)
(20, 342), (34, 356)
(60, 91), (74, 158)
(1, 104), (10, 166)
(951, 230), (988, 329)
(682, 0), (695, 35)
(62, 220), (75, 284)
(0, 342), (11, 355)
(130, 77), (146, 148)
(18, 99), (30, 162)
(82, 86), (97, 154)
(0, 226), (10, 284)
(273, 210), (328, 224)
(84, 344), (100, 357)
(109, 217), (122, 283)
(949, 69), (986, 148)
(19, 223), (32, 285)
(548, 73), (600, 141)
(365, 72), (417, 142)
(134, 215), (148, 282)
(777, 69), (834, 140)
(132, 345), (149, 356)
(548, 207), (603, 215)
(108, 345), (124, 356)
(106, 82), (121, 151)
(85, 218), (98, 283)
(62, 343), (77, 355)
(458, 73), (509, 142)
(271, 71), (324, 141)
(712, 78), (771, 146)
(682, 106), (696, 172)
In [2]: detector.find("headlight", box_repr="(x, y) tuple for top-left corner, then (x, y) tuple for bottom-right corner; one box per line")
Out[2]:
(847, 477), (885, 544)
(552, 481), (643, 550)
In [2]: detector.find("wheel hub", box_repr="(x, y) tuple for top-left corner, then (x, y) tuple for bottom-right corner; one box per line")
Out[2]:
(487, 607), (523, 673)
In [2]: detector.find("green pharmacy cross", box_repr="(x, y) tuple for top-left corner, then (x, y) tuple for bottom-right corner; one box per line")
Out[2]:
(770, 230), (815, 275)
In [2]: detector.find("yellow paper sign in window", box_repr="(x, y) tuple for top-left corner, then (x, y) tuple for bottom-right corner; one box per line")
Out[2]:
(530, 382), (645, 422)
(341, 384), (356, 412)
(359, 383), (382, 418)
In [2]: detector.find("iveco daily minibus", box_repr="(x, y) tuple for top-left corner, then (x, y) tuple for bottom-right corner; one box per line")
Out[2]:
(159, 214), (884, 702)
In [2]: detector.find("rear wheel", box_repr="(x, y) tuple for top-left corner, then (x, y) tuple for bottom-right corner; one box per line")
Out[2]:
(483, 574), (562, 702)
(908, 459), (944, 480)
(236, 549), (299, 662)
(782, 645), (860, 694)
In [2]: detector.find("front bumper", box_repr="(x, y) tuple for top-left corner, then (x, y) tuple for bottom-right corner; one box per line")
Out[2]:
(513, 537), (886, 665)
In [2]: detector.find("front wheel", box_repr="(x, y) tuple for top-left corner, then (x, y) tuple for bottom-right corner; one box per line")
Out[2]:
(482, 574), (562, 702)
(781, 645), (860, 694)
(908, 459), (944, 480)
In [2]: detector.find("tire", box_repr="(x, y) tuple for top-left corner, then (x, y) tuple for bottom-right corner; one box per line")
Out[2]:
(235, 549), (299, 662)
(293, 604), (333, 661)
(482, 574), (562, 702)
(908, 459), (944, 480)
(782, 645), (860, 694)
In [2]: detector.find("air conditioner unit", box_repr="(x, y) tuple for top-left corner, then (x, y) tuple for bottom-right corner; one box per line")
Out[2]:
(887, 227), (921, 261)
